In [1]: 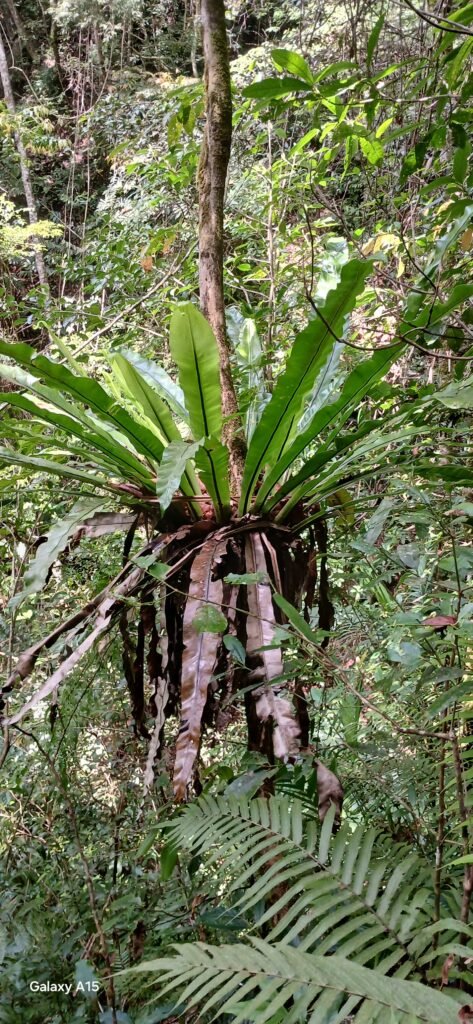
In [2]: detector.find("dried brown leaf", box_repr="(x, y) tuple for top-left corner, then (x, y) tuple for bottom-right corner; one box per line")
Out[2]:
(173, 533), (227, 800)
(7, 566), (144, 725)
(246, 532), (299, 759)
(315, 759), (344, 823)
(256, 692), (300, 758)
(245, 532), (283, 683)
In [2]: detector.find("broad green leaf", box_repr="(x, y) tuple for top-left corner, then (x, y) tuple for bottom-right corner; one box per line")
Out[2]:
(241, 259), (374, 513)
(147, 563), (170, 581)
(74, 960), (99, 1000)
(232, 316), (268, 441)
(254, 342), (403, 511)
(117, 348), (188, 422)
(192, 604), (227, 634)
(156, 440), (200, 513)
(169, 303), (222, 442)
(225, 770), (274, 797)
(224, 571), (268, 585)
(271, 49), (313, 85)
(0, 449), (119, 492)
(109, 353), (182, 445)
(243, 77), (313, 99)
(195, 440), (231, 521)
(340, 693), (361, 745)
(0, 341), (165, 467)
(11, 498), (105, 607)
(359, 136), (383, 165)
(434, 376), (473, 409)
(136, 828), (160, 859)
(0, 367), (156, 487)
(276, 423), (425, 519)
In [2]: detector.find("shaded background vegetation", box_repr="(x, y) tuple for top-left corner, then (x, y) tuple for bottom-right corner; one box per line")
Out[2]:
(1, 0), (473, 1022)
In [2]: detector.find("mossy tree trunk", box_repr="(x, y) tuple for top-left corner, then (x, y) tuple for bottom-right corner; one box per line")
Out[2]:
(198, 0), (246, 496)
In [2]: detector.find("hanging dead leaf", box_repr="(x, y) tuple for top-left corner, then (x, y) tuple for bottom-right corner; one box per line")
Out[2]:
(315, 759), (344, 824)
(245, 532), (300, 759)
(245, 532), (283, 684)
(173, 533), (228, 800)
(460, 228), (473, 251)
(441, 953), (455, 987)
(140, 255), (153, 271)
(6, 566), (144, 725)
(255, 692), (300, 758)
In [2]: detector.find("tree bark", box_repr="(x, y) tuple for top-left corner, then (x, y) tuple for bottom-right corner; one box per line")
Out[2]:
(0, 25), (48, 288)
(198, 0), (245, 495)
(1, 0), (35, 61)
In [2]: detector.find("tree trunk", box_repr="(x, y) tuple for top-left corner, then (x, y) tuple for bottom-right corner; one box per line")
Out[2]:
(1, 0), (35, 61)
(198, 0), (246, 495)
(0, 26), (48, 288)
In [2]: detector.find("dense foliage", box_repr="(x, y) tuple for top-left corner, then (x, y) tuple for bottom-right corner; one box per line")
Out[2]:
(1, 1), (473, 1023)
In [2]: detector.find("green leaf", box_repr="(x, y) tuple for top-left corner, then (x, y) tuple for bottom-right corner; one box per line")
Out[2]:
(160, 842), (178, 881)
(243, 77), (313, 99)
(192, 604), (227, 634)
(74, 960), (99, 1000)
(359, 136), (384, 164)
(271, 49), (313, 85)
(273, 592), (318, 644)
(427, 679), (472, 717)
(169, 302), (222, 442)
(117, 348), (188, 422)
(340, 693), (361, 745)
(0, 341), (165, 467)
(241, 259), (377, 513)
(133, 553), (161, 569)
(136, 827), (160, 859)
(367, 14), (385, 67)
(434, 376), (473, 409)
(126, 939), (462, 1023)
(387, 641), (422, 666)
(275, 421), (426, 519)
(0, 449), (120, 492)
(225, 770), (274, 796)
(147, 563), (170, 581)
(156, 440), (200, 513)
(11, 499), (105, 607)
(222, 635), (247, 665)
(254, 342), (403, 511)
(109, 353), (182, 445)
(0, 368), (155, 488)
(195, 440), (231, 521)
(224, 571), (268, 585)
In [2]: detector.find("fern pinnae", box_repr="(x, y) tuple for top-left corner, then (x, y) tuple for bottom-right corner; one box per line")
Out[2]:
(341, 827), (364, 885)
(268, 887), (348, 943)
(352, 828), (378, 893)
(230, 849), (310, 898)
(377, 854), (419, 917)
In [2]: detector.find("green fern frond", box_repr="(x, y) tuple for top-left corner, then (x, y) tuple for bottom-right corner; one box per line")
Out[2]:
(165, 794), (473, 1013)
(126, 937), (462, 1024)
